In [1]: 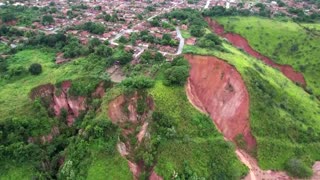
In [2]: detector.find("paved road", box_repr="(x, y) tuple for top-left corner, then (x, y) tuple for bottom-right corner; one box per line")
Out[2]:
(175, 27), (185, 55)
(204, 0), (211, 9)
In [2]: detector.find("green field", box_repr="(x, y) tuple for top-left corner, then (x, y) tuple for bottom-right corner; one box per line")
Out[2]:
(216, 16), (320, 97)
(184, 40), (320, 174)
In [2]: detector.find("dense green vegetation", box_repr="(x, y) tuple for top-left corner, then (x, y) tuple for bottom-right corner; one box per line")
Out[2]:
(0, 5), (42, 26)
(217, 16), (320, 97)
(163, 56), (190, 86)
(76, 22), (105, 35)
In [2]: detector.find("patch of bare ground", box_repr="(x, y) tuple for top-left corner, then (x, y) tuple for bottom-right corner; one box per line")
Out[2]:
(106, 65), (126, 83)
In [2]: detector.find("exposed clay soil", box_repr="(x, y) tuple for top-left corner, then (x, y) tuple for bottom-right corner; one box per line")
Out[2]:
(31, 81), (87, 125)
(184, 54), (294, 179)
(108, 92), (159, 180)
(206, 18), (306, 86)
(29, 81), (89, 143)
(185, 54), (256, 148)
(312, 161), (320, 180)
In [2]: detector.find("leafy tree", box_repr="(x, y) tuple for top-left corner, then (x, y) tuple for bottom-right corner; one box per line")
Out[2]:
(0, 57), (8, 74)
(119, 36), (128, 44)
(150, 18), (160, 27)
(29, 63), (42, 75)
(197, 33), (222, 48)
(94, 5), (102, 11)
(154, 52), (165, 62)
(190, 25), (205, 37)
(2, 13), (16, 23)
(95, 45), (112, 57)
(80, 22), (105, 35)
(164, 56), (190, 86)
(88, 38), (101, 52)
(285, 158), (312, 178)
(137, 14), (143, 20)
(103, 14), (111, 21)
(42, 15), (55, 25)
(164, 65), (189, 86)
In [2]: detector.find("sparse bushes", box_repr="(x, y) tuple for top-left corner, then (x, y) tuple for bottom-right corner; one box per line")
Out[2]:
(29, 63), (42, 75)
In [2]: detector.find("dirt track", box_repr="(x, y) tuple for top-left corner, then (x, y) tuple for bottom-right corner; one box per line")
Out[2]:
(206, 18), (306, 86)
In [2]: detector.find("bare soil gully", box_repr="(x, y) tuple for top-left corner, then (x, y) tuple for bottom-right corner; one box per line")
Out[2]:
(185, 54), (291, 180)
(206, 18), (306, 86)
(108, 92), (162, 180)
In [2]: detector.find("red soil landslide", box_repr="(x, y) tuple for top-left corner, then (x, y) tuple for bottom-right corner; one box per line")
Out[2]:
(206, 18), (306, 86)
(185, 54), (256, 149)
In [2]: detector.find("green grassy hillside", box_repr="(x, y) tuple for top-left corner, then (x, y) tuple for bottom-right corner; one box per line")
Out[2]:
(216, 16), (320, 97)
(150, 79), (248, 179)
(184, 41), (320, 175)
(0, 48), (132, 179)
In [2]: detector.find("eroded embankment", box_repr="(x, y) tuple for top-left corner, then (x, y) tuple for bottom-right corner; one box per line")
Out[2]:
(185, 54), (256, 148)
(185, 54), (292, 179)
(30, 81), (86, 126)
(206, 18), (306, 86)
(108, 92), (162, 180)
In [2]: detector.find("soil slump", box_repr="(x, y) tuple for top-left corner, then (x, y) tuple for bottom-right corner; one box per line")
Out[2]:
(206, 18), (306, 86)
(108, 92), (160, 180)
(185, 54), (256, 148)
(185, 54), (293, 179)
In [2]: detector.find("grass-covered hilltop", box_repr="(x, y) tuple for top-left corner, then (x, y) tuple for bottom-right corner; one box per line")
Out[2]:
(1, 0), (320, 179)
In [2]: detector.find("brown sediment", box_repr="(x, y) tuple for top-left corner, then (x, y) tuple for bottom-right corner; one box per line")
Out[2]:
(206, 18), (306, 86)
(185, 54), (256, 148)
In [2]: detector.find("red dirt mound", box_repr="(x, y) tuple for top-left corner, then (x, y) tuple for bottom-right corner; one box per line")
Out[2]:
(206, 18), (306, 86)
(185, 54), (256, 149)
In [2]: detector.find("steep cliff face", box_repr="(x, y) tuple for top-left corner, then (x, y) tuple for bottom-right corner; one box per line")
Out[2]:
(185, 54), (256, 149)
(206, 18), (306, 86)
(31, 81), (87, 126)
(29, 81), (89, 143)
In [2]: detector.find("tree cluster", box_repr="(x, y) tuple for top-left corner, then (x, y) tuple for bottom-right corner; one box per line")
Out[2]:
(78, 22), (105, 35)
(164, 56), (190, 86)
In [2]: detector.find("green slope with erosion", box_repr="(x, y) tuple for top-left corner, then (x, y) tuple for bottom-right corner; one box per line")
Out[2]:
(0, 46), (248, 179)
(184, 39), (320, 176)
(0, 48), (132, 179)
(149, 79), (248, 179)
(216, 16), (320, 97)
